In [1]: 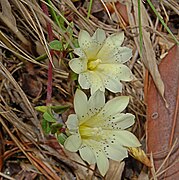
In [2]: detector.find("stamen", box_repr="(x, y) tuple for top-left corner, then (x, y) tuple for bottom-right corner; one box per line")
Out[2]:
(88, 59), (102, 70)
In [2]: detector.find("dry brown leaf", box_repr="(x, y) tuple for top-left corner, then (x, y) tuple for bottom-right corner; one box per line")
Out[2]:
(0, 0), (29, 46)
(0, 0), (16, 26)
(147, 45), (179, 179)
(105, 160), (125, 180)
(63, 149), (90, 179)
(138, 170), (149, 180)
(106, 2), (129, 26)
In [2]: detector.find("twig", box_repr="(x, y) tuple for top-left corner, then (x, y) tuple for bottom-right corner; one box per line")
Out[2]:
(0, 172), (15, 180)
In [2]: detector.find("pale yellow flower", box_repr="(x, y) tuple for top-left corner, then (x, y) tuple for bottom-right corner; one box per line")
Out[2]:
(69, 29), (133, 94)
(64, 89), (141, 176)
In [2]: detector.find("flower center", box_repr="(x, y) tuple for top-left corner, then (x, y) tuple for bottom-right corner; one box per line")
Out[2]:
(79, 125), (103, 139)
(87, 59), (102, 70)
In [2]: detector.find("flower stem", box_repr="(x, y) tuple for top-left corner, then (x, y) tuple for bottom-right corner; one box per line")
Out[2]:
(41, 2), (54, 105)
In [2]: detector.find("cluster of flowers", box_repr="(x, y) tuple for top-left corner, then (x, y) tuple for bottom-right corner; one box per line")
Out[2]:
(65, 29), (141, 176)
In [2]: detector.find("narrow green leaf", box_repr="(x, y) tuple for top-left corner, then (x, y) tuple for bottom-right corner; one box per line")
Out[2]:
(87, 0), (93, 19)
(35, 105), (69, 114)
(51, 105), (69, 114)
(42, 118), (51, 134)
(35, 106), (48, 113)
(72, 38), (79, 48)
(146, 0), (179, 45)
(35, 53), (48, 61)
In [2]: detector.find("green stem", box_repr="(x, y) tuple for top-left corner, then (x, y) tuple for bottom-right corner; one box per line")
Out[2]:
(46, 0), (63, 29)
(146, 0), (179, 45)
(87, 0), (93, 19)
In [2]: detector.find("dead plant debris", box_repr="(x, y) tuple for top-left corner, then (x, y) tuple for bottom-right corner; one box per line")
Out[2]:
(0, 0), (178, 179)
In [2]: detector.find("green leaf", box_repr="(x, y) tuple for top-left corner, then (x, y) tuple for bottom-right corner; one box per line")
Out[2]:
(66, 22), (74, 37)
(51, 123), (63, 134)
(42, 118), (51, 134)
(73, 38), (79, 48)
(57, 15), (65, 29)
(51, 105), (69, 114)
(35, 106), (48, 113)
(57, 133), (67, 145)
(70, 71), (78, 81)
(43, 111), (56, 122)
(49, 40), (63, 51)
(35, 105), (69, 114)
(35, 53), (48, 61)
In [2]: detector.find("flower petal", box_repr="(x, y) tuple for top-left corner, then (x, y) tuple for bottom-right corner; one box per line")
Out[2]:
(84, 139), (109, 176)
(78, 29), (106, 59)
(66, 114), (79, 133)
(100, 96), (129, 117)
(74, 89), (88, 119)
(74, 48), (86, 57)
(103, 113), (135, 130)
(95, 149), (109, 176)
(105, 32), (124, 47)
(64, 134), (82, 152)
(97, 64), (133, 82)
(79, 145), (96, 164)
(108, 130), (141, 147)
(88, 90), (105, 114)
(92, 28), (106, 45)
(97, 32), (130, 63)
(102, 143), (128, 161)
(98, 47), (132, 64)
(69, 57), (87, 74)
(90, 73), (105, 94)
(103, 76), (123, 93)
(78, 30), (91, 50)
(78, 73), (91, 89)
(78, 71), (105, 94)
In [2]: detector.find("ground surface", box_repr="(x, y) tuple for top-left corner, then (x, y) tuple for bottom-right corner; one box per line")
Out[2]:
(0, 0), (178, 179)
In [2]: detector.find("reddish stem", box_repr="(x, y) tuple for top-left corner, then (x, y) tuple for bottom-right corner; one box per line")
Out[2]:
(41, 2), (54, 105)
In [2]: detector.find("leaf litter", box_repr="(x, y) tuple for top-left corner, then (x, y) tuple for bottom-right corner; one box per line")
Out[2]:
(0, 0), (178, 179)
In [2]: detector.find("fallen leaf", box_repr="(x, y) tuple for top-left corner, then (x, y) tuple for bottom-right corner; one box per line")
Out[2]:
(146, 45), (179, 179)
(0, 0), (30, 47)
(106, 2), (129, 25)
(0, 0), (16, 26)
(105, 160), (125, 180)
(63, 149), (90, 179)
(138, 170), (149, 180)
